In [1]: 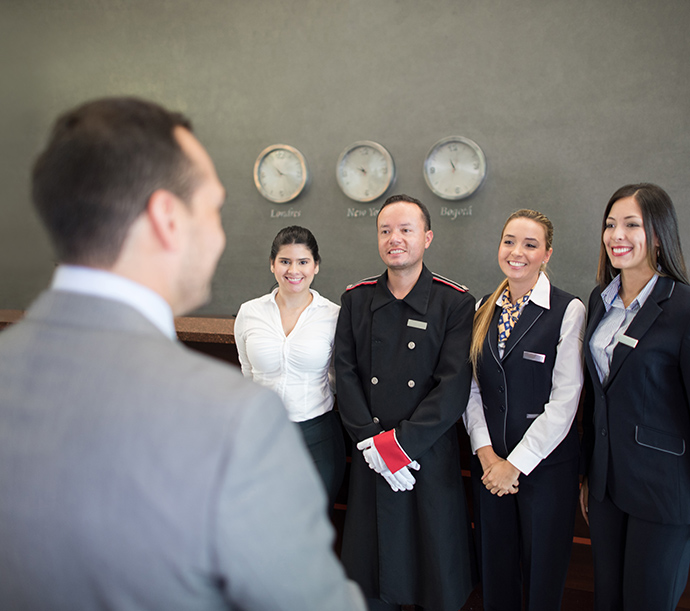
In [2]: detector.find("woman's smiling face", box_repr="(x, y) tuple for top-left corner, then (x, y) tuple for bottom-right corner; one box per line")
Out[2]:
(498, 217), (552, 291)
(603, 196), (655, 276)
(270, 243), (319, 295)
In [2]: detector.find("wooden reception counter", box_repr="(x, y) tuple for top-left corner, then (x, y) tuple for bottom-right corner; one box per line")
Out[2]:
(0, 309), (239, 367)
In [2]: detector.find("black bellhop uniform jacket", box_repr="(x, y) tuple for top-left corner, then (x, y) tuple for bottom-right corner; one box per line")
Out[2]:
(334, 264), (477, 610)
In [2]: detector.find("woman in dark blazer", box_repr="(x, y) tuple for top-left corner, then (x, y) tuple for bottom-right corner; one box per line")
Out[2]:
(580, 183), (690, 611)
(464, 209), (585, 610)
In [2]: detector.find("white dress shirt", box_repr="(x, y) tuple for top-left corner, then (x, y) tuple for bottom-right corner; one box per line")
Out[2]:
(589, 273), (658, 384)
(234, 289), (340, 423)
(51, 265), (176, 340)
(462, 272), (586, 475)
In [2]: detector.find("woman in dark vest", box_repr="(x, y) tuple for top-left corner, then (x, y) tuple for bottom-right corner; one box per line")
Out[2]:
(579, 183), (690, 610)
(463, 209), (585, 610)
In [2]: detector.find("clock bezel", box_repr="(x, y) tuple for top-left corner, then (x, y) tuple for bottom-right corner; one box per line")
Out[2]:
(253, 144), (309, 204)
(336, 140), (396, 203)
(423, 136), (487, 201)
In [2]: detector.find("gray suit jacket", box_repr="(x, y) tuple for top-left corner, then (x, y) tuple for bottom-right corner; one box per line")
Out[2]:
(0, 290), (365, 611)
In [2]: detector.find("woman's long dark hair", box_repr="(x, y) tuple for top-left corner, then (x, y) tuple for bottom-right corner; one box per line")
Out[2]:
(596, 183), (688, 288)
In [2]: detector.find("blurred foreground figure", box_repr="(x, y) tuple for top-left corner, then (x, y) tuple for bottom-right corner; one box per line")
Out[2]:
(0, 97), (365, 611)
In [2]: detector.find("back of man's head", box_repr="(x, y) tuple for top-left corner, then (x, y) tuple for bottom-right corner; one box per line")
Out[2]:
(32, 97), (197, 268)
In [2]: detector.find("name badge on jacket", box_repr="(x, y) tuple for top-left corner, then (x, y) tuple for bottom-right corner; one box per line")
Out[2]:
(523, 351), (546, 363)
(617, 333), (638, 349)
(407, 319), (428, 330)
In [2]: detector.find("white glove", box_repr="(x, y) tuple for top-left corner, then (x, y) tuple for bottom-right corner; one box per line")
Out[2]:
(356, 437), (387, 473)
(381, 465), (417, 491)
(357, 437), (420, 492)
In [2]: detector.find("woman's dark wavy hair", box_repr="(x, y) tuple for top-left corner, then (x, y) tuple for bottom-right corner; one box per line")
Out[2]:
(597, 183), (688, 288)
(269, 226), (321, 264)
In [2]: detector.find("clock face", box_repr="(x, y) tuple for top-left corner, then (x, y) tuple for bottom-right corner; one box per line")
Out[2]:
(423, 136), (487, 200)
(336, 141), (395, 202)
(254, 144), (308, 203)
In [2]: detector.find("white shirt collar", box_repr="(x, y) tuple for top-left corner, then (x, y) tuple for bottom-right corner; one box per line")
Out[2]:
(601, 273), (659, 313)
(268, 288), (324, 309)
(51, 265), (176, 340)
(494, 271), (551, 310)
(528, 272), (551, 309)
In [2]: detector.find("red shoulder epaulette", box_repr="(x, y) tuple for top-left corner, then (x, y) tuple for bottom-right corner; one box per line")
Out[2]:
(346, 275), (379, 291)
(432, 272), (468, 292)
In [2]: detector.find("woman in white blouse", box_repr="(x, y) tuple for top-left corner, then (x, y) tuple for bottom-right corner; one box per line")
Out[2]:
(463, 209), (585, 610)
(234, 226), (346, 509)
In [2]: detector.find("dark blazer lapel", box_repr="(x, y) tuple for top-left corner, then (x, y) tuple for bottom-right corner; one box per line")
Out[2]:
(605, 277), (674, 388)
(502, 302), (543, 360)
(584, 293), (606, 392)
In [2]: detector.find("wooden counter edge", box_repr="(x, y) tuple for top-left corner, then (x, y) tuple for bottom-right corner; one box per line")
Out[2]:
(0, 309), (235, 344)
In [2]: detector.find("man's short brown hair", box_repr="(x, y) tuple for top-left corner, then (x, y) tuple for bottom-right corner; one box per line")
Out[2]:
(32, 97), (197, 266)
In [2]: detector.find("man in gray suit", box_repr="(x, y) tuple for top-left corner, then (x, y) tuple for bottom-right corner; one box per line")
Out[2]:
(0, 97), (366, 611)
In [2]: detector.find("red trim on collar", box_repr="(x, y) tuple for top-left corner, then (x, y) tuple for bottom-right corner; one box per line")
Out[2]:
(432, 277), (467, 292)
(346, 280), (378, 291)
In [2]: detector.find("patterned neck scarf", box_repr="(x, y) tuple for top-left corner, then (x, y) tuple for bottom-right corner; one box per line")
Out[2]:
(497, 287), (532, 348)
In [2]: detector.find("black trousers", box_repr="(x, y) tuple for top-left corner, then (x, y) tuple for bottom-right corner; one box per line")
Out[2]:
(588, 491), (690, 611)
(471, 455), (579, 611)
(297, 409), (346, 509)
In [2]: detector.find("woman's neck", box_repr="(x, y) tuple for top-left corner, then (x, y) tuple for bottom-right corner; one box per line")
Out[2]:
(619, 267), (656, 308)
(275, 287), (313, 311)
(507, 275), (539, 305)
(275, 288), (314, 336)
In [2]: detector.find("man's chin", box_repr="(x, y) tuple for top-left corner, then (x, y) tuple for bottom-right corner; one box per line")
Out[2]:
(175, 286), (211, 317)
(384, 259), (411, 270)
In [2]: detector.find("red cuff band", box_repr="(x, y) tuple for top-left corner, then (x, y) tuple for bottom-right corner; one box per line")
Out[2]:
(374, 429), (411, 473)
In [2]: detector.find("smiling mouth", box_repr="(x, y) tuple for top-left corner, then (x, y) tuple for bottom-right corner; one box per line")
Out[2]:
(611, 246), (633, 255)
(508, 261), (527, 268)
(389, 249), (405, 255)
(285, 277), (303, 284)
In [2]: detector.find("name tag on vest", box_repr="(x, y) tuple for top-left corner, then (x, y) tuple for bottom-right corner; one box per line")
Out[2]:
(523, 351), (546, 363)
(407, 319), (427, 330)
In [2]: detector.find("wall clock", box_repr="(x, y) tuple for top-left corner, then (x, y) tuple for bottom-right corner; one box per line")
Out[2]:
(336, 140), (395, 202)
(253, 144), (308, 203)
(423, 136), (487, 200)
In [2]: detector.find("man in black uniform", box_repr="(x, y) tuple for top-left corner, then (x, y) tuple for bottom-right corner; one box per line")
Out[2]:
(335, 194), (477, 611)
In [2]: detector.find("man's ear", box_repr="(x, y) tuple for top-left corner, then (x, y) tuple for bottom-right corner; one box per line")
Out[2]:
(146, 189), (184, 251)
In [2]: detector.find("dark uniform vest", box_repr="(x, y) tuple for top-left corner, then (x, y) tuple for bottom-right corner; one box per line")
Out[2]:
(477, 285), (580, 465)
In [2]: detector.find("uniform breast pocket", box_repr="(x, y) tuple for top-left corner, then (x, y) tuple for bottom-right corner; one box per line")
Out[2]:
(635, 424), (686, 456)
(523, 351), (551, 410)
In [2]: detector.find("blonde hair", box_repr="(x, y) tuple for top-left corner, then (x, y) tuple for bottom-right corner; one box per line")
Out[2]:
(469, 209), (554, 375)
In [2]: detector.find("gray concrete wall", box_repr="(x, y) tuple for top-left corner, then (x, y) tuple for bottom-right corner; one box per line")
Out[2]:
(2, 0), (689, 313)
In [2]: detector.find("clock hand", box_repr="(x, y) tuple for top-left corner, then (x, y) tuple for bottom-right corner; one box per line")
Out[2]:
(450, 159), (456, 172)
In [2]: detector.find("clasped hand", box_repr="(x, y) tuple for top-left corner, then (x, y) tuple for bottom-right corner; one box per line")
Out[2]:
(477, 446), (520, 496)
(356, 437), (421, 492)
